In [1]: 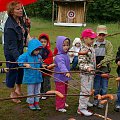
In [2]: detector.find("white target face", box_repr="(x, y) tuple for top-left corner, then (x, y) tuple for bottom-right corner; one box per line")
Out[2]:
(67, 10), (75, 19)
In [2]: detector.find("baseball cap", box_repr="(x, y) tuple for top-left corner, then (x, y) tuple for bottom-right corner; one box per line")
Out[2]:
(97, 25), (108, 35)
(81, 29), (97, 39)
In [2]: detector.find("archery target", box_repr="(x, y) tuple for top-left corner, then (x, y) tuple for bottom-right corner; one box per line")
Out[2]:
(67, 10), (75, 19)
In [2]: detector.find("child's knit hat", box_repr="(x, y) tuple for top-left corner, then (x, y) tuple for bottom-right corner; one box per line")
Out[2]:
(97, 25), (108, 35)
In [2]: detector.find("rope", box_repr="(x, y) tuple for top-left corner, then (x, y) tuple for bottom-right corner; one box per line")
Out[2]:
(38, 68), (81, 92)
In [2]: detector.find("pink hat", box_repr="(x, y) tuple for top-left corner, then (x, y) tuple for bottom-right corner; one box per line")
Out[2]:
(81, 29), (97, 39)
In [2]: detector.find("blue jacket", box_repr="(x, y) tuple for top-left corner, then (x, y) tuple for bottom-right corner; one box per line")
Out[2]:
(17, 39), (43, 84)
(4, 16), (25, 61)
(54, 36), (71, 82)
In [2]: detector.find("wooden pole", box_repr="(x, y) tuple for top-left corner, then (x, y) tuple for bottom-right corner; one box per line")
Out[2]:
(104, 102), (109, 120)
(0, 94), (91, 101)
(83, 1), (87, 26)
(52, 0), (55, 24)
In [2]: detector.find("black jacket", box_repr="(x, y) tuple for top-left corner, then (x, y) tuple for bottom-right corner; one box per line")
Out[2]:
(116, 47), (120, 76)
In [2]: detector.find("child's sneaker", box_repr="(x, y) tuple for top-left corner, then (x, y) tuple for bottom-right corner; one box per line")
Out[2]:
(41, 96), (47, 100)
(29, 104), (36, 110)
(77, 109), (93, 116)
(114, 105), (120, 112)
(58, 108), (67, 112)
(35, 104), (41, 110)
(34, 102), (41, 110)
(98, 103), (104, 109)
(87, 102), (93, 107)
(93, 99), (99, 106)
(65, 103), (69, 107)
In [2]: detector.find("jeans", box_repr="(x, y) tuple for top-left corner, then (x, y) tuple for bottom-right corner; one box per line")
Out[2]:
(94, 74), (108, 96)
(116, 82), (120, 106)
(71, 56), (78, 70)
(26, 83), (41, 104)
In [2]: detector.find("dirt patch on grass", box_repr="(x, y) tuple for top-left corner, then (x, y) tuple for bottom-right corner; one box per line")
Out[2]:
(47, 103), (120, 120)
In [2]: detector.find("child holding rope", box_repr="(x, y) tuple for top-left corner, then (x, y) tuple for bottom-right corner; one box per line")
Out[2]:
(114, 46), (120, 112)
(54, 36), (71, 113)
(77, 29), (97, 116)
(38, 33), (53, 100)
(93, 25), (113, 108)
(17, 38), (43, 111)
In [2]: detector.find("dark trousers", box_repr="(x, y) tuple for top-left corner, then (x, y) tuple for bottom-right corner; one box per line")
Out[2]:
(71, 56), (78, 70)
(5, 54), (23, 88)
(41, 76), (51, 93)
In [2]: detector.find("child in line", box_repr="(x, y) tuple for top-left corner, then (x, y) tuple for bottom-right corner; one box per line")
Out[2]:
(54, 36), (71, 113)
(77, 29), (97, 116)
(38, 33), (53, 100)
(114, 46), (120, 112)
(93, 25), (113, 108)
(69, 38), (81, 70)
(53, 47), (58, 56)
(17, 38), (43, 110)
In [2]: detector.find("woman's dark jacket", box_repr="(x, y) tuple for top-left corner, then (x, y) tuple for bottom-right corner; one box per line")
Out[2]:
(4, 16), (25, 61)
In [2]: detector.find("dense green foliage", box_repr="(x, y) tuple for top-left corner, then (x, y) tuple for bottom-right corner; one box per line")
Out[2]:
(87, 0), (120, 22)
(25, 0), (120, 22)
(25, 0), (52, 19)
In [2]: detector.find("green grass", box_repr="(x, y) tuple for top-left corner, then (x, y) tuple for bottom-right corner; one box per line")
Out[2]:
(0, 18), (120, 119)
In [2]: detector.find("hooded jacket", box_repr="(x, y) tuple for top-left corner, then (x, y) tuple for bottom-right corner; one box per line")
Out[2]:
(38, 33), (53, 76)
(54, 36), (71, 82)
(38, 33), (53, 64)
(17, 39), (43, 84)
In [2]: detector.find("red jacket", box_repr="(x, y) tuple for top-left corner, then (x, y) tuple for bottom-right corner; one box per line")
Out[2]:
(38, 33), (53, 76)
(53, 47), (58, 56)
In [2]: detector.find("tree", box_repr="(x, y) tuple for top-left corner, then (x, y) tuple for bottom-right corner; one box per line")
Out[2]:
(87, 0), (120, 22)
(25, 0), (120, 22)
(25, 0), (52, 19)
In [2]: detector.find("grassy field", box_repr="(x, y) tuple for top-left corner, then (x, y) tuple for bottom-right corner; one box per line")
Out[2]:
(0, 18), (120, 120)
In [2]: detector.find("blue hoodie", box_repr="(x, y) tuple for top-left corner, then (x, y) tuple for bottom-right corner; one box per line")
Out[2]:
(17, 39), (43, 84)
(54, 36), (71, 82)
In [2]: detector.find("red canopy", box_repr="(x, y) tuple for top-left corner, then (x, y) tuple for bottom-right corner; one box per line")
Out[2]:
(0, 0), (37, 12)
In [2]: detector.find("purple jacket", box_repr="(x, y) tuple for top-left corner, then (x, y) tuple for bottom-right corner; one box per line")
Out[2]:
(54, 36), (71, 82)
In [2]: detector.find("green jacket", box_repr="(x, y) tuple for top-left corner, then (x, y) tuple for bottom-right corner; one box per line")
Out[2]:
(100, 40), (113, 66)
